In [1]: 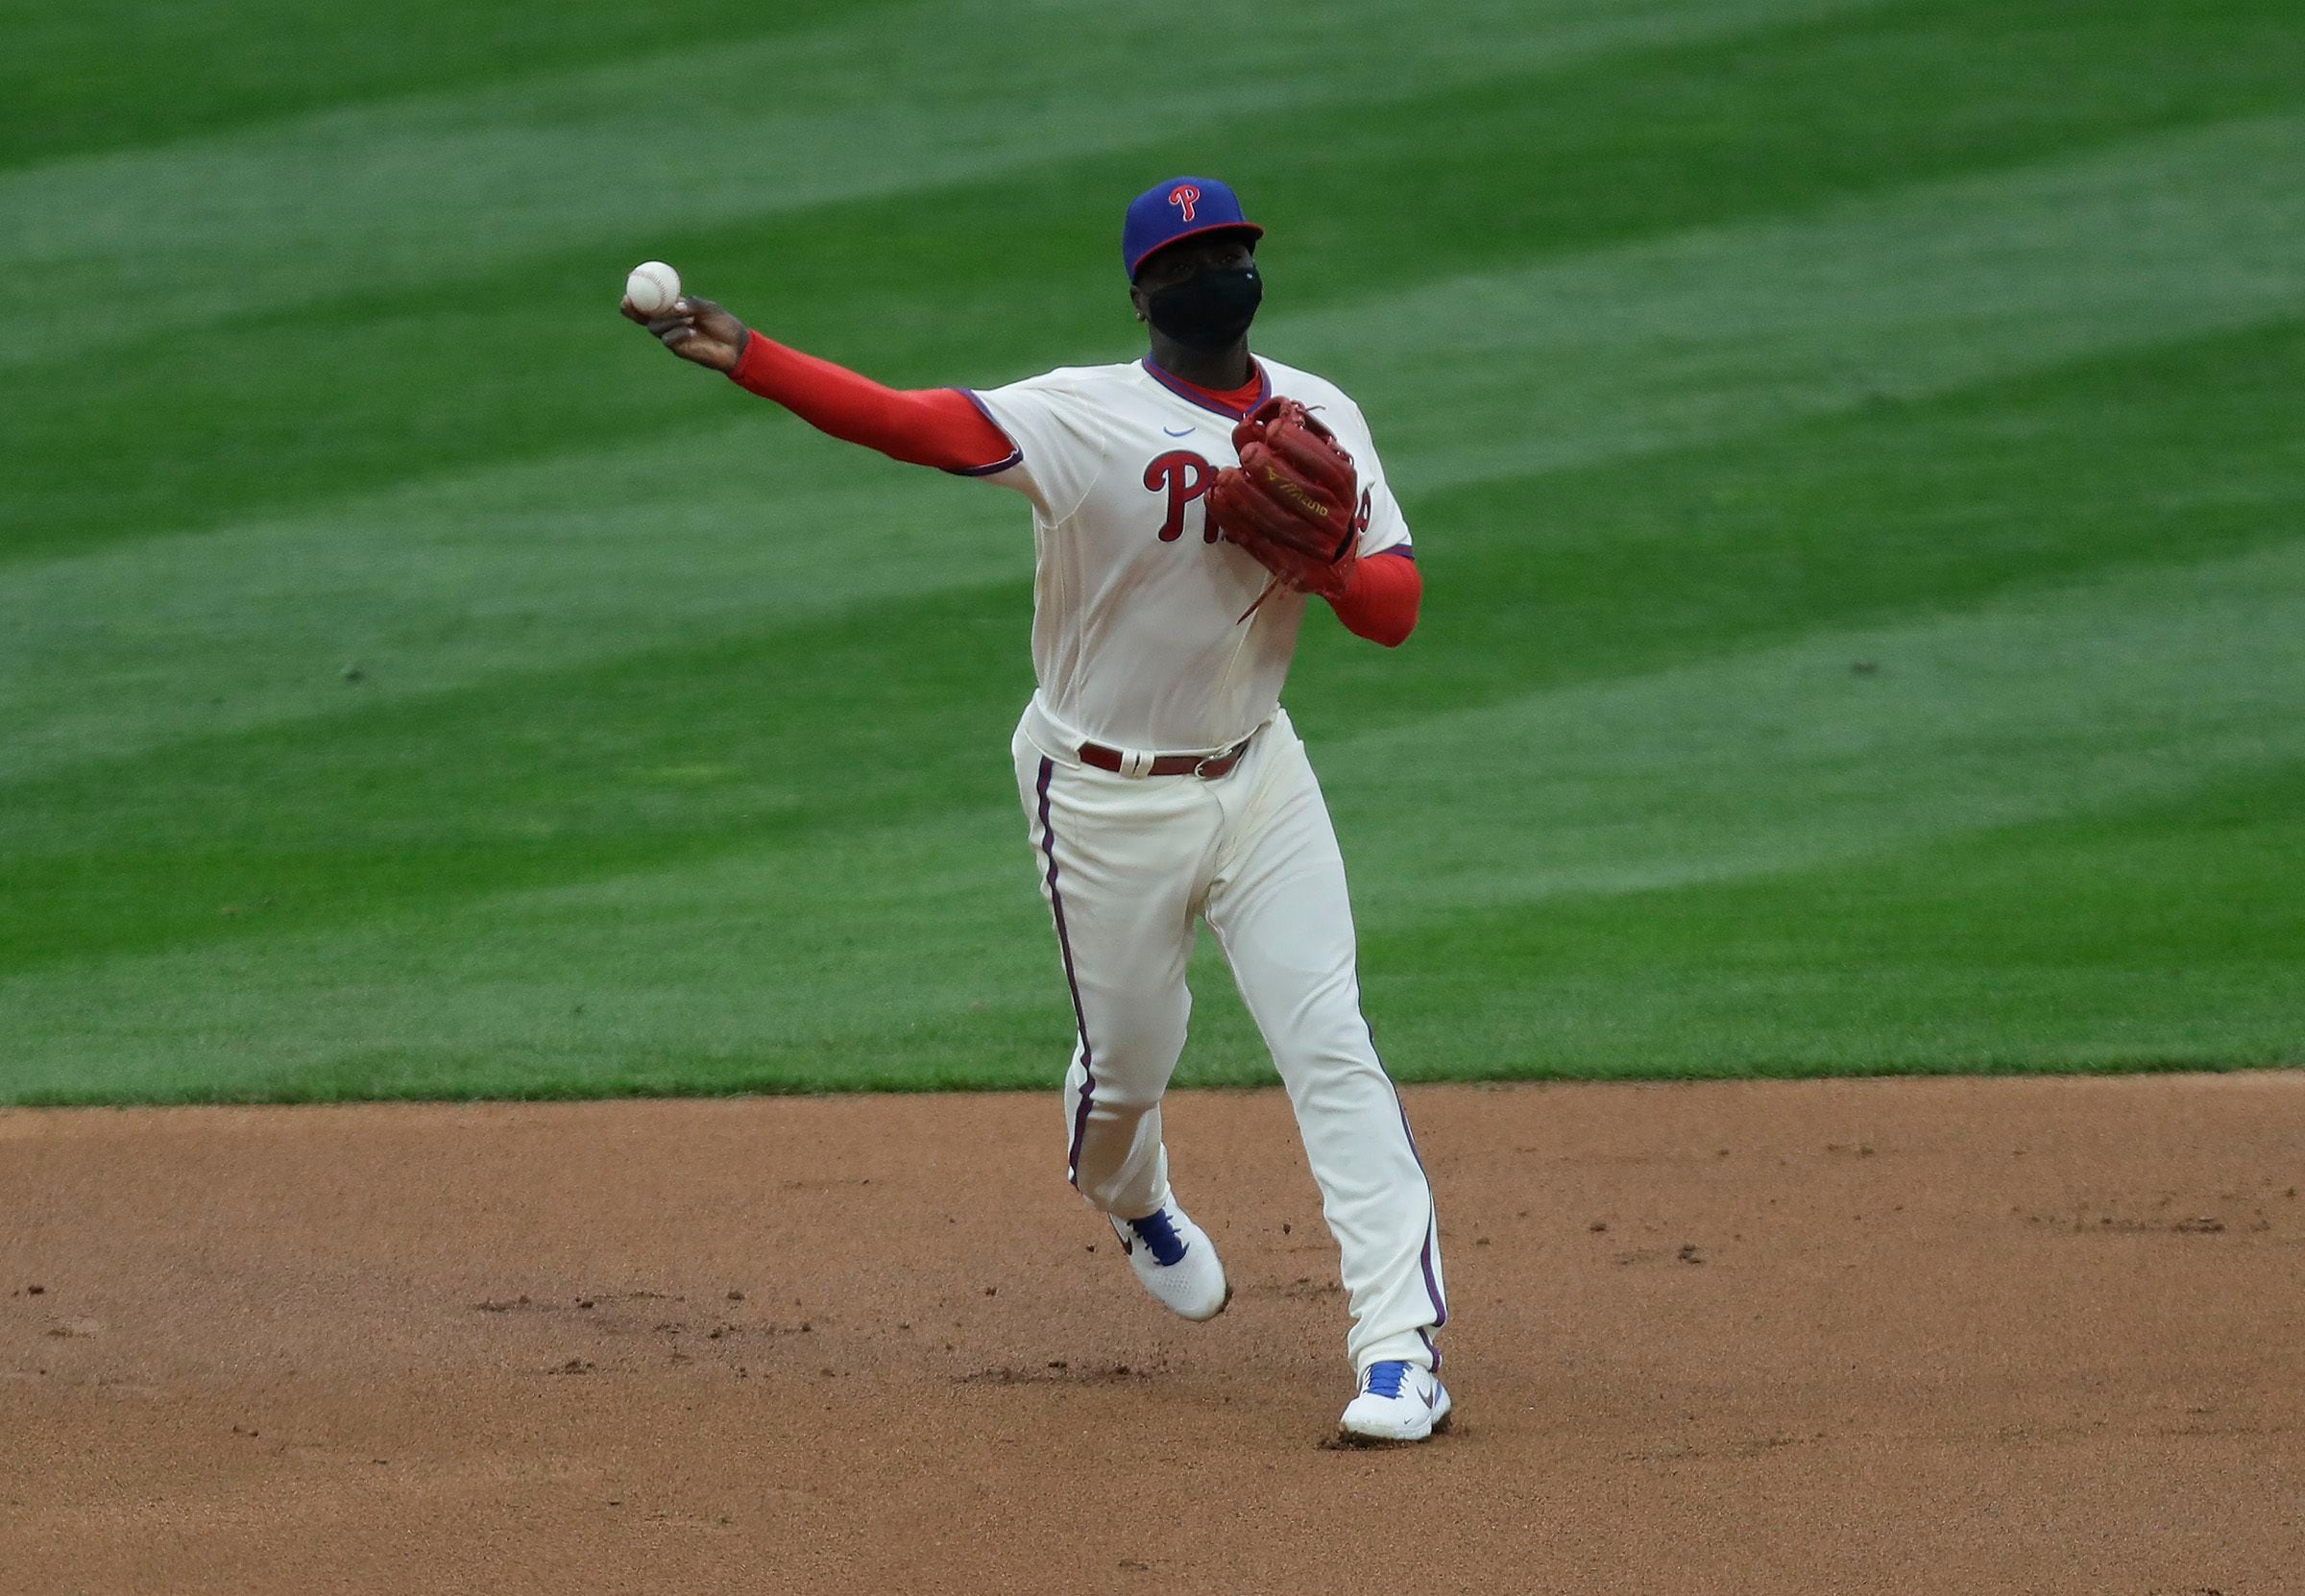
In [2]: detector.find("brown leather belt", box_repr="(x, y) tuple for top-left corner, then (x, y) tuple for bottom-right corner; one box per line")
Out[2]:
(1080, 734), (1253, 780)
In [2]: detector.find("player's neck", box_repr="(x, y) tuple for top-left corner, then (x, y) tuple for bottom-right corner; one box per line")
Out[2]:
(1145, 333), (1253, 393)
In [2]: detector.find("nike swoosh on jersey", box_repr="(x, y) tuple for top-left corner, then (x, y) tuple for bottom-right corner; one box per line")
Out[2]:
(1162, 425), (1194, 437)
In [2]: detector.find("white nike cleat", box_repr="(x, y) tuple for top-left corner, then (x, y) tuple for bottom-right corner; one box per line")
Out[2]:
(1338, 1359), (1452, 1444)
(1108, 1199), (1228, 1321)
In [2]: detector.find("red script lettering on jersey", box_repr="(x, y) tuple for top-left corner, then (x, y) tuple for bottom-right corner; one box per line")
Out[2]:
(1145, 451), (1218, 543)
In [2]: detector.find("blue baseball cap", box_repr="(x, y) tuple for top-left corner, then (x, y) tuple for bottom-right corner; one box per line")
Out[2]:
(1123, 176), (1264, 278)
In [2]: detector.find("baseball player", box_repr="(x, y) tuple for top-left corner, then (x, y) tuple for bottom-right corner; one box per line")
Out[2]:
(623, 177), (1448, 1443)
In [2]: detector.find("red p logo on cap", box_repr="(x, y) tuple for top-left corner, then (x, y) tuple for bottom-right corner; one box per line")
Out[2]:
(1124, 176), (1261, 277)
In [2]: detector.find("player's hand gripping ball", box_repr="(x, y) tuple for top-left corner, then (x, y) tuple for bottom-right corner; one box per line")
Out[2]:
(623, 260), (681, 315)
(619, 263), (749, 373)
(1207, 398), (1361, 602)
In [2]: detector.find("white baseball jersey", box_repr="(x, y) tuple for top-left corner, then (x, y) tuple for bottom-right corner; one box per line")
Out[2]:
(965, 356), (1414, 757)
(979, 352), (1451, 1384)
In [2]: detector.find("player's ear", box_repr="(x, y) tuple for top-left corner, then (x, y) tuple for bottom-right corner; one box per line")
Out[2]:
(1128, 283), (1149, 323)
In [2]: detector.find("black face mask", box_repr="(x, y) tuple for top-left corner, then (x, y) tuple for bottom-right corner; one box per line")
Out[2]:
(1145, 265), (1263, 351)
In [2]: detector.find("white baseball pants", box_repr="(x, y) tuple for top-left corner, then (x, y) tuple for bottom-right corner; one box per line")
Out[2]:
(1011, 706), (1447, 1375)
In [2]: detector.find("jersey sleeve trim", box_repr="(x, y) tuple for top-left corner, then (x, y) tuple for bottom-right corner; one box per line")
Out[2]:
(947, 390), (1024, 477)
(1358, 526), (1414, 560)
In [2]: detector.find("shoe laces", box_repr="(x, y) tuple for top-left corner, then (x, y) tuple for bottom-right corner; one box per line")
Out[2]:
(1364, 1360), (1411, 1400)
(1123, 1208), (1189, 1267)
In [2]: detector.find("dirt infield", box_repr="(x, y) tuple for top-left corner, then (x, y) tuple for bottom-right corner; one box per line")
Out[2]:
(3, 1075), (2299, 1594)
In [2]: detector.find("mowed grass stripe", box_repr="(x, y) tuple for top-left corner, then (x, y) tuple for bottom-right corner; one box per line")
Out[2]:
(0, 803), (1055, 1102)
(1311, 317), (2305, 730)
(8, 117), (2299, 785)
(0, 431), (1028, 780)
(0, 0), (902, 170)
(1359, 762), (2305, 1081)
(0, 574), (1037, 973)
(1294, 114), (2305, 482)
(0, 0), (1898, 368)
(1324, 536), (2305, 915)
(10, 1), (2296, 560)
(1261, 0), (2304, 306)
(5, 531), (2297, 1100)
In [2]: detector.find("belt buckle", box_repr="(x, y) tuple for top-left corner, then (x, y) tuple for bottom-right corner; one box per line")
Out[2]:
(1192, 753), (1221, 780)
(1193, 738), (1241, 780)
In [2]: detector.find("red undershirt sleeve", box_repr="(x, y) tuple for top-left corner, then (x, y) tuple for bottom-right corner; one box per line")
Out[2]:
(726, 330), (1016, 474)
(1327, 550), (1421, 647)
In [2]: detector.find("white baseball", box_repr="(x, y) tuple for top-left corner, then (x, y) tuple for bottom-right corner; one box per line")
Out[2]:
(624, 260), (681, 316)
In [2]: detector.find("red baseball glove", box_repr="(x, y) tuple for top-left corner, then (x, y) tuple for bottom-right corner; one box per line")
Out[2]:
(1207, 397), (1360, 603)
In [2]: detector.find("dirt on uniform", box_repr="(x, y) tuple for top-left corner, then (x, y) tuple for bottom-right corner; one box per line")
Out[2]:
(3, 1074), (2299, 1594)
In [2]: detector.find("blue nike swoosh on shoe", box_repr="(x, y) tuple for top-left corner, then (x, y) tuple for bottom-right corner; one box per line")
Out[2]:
(1163, 425), (1194, 436)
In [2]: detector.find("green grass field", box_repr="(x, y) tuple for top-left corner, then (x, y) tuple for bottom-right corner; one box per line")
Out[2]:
(4, 0), (2301, 1104)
